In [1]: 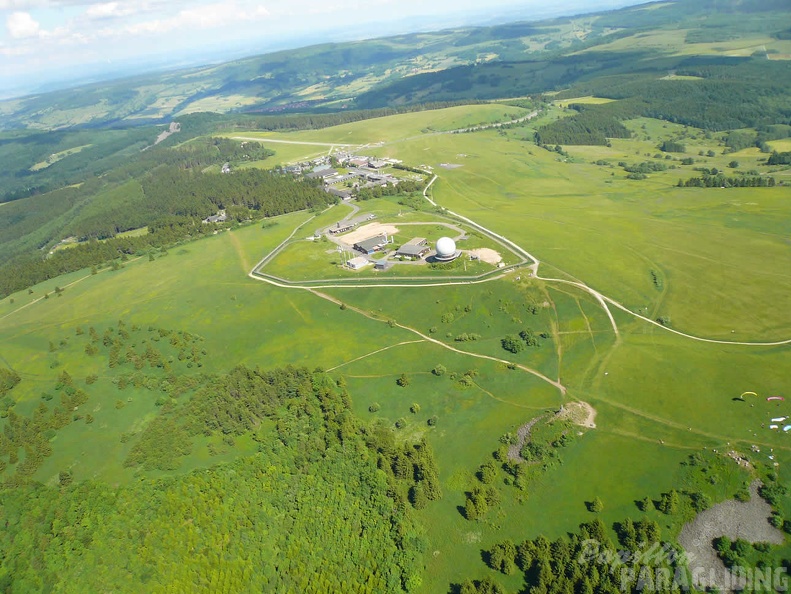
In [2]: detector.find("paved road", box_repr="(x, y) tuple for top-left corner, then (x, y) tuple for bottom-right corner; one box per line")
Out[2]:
(421, 174), (791, 347)
(248, 154), (791, 350)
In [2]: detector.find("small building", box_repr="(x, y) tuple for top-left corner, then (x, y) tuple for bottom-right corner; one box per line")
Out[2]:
(306, 168), (338, 180)
(326, 173), (358, 185)
(329, 221), (356, 234)
(346, 256), (370, 270)
(326, 187), (352, 200)
(203, 211), (227, 224)
(374, 260), (390, 271)
(395, 237), (430, 259)
(353, 234), (389, 255)
(368, 158), (388, 169)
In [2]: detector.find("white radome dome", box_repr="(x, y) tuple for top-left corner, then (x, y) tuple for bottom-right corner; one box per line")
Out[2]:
(436, 237), (456, 258)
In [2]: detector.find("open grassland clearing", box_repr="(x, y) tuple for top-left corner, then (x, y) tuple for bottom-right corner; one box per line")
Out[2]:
(233, 143), (327, 168)
(555, 96), (616, 106)
(338, 342), (562, 591)
(377, 128), (791, 341)
(325, 278), (617, 390)
(226, 104), (531, 146)
(1, 102), (790, 592)
(30, 144), (93, 171)
(0, 216), (423, 485)
(175, 93), (262, 115)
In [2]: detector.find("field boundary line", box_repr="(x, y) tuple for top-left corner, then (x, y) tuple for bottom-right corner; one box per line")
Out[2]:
(325, 340), (426, 372)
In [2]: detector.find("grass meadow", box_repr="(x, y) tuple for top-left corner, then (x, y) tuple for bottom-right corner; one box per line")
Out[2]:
(2, 104), (790, 591)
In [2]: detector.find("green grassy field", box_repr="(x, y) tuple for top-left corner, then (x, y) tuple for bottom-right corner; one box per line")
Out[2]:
(224, 104), (530, 147)
(2, 104), (791, 592)
(262, 210), (512, 282)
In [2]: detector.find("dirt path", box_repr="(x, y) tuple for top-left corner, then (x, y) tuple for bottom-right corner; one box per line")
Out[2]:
(678, 481), (784, 593)
(326, 340), (425, 372)
(228, 230), (250, 273)
(508, 414), (548, 462)
(308, 288), (566, 395)
(472, 382), (552, 411)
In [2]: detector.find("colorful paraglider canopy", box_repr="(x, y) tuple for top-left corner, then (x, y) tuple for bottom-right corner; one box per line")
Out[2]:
(741, 391), (758, 398)
(768, 396), (785, 401)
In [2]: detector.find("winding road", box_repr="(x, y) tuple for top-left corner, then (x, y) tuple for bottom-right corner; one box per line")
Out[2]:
(235, 126), (790, 402)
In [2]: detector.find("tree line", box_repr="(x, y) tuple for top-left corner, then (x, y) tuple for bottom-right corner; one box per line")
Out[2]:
(677, 174), (776, 188)
(455, 516), (674, 594)
(0, 166), (336, 298)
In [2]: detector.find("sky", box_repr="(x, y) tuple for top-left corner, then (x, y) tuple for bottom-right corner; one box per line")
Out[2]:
(0, 0), (646, 96)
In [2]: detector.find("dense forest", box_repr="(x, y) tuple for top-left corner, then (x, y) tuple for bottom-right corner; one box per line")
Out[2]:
(555, 59), (791, 132)
(534, 105), (632, 146)
(0, 166), (336, 299)
(455, 517), (675, 594)
(0, 361), (440, 592)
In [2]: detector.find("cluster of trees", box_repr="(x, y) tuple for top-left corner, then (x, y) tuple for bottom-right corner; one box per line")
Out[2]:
(163, 137), (274, 170)
(0, 321), (213, 481)
(535, 108), (631, 146)
(357, 179), (425, 201)
(678, 174), (776, 188)
(650, 269), (663, 291)
(501, 328), (544, 354)
(659, 140), (685, 153)
(0, 369), (20, 398)
(0, 366), (438, 592)
(463, 484), (502, 521)
(0, 371), (87, 484)
(463, 418), (576, 522)
(622, 161), (669, 175)
(767, 151), (791, 165)
(140, 166), (335, 223)
(458, 516), (674, 594)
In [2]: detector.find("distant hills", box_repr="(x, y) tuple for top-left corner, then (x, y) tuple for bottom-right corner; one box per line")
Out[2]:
(1, 0), (788, 131)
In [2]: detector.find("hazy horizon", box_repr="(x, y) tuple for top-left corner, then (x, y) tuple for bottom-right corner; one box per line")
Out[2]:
(0, 0), (646, 99)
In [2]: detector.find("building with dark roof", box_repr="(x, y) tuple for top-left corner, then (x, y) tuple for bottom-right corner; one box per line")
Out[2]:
(395, 237), (429, 259)
(306, 168), (338, 180)
(329, 220), (356, 234)
(353, 234), (389, 255)
(326, 187), (353, 200)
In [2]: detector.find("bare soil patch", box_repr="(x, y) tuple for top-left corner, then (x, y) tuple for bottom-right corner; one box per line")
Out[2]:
(557, 401), (597, 428)
(154, 122), (181, 145)
(678, 481), (784, 593)
(468, 248), (502, 265)
(338, 222), (400, 245)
